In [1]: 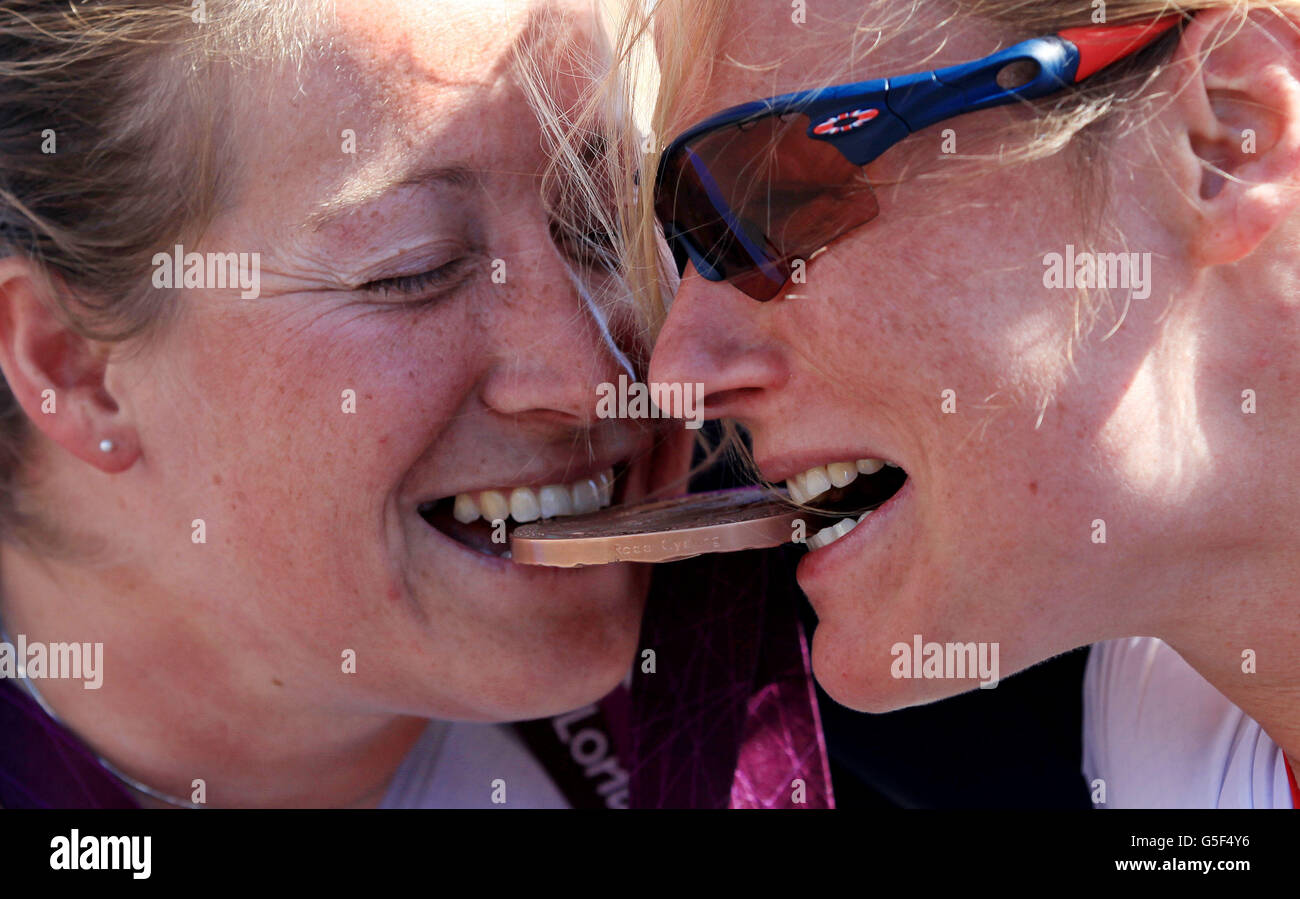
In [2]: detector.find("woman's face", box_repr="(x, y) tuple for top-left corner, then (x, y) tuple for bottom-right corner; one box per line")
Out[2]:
(107, 0), (664, 721)
(650, 1), (1252, 711)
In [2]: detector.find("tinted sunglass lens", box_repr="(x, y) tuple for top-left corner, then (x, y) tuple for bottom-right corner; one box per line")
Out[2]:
(656, 113), (880, 301)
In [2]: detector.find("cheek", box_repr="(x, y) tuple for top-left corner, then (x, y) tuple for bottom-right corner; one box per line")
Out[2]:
(781, 250), (1075, 456)
(135, 302), (476, 581)
(191, 301), (470, 471)
(792, 186), (1079, 394)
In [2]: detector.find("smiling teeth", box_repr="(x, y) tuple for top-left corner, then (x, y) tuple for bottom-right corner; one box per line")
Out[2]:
(451, 467), (615, 524)
(509, 487), (541, 523)
(827, 461), (856, 487)
(806, 517), (858, 550)
(453, 493), (479, 523)
(805, 510), (875, 552)
(538, 485), (573, 518)
(786, 458), (891, 504)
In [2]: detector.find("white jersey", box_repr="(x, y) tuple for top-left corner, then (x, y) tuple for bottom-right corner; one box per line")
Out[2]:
(1083, 636), (1294, 808)
(381, 719), (569, 809)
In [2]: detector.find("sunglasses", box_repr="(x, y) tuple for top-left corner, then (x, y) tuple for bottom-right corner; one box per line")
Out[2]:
(652, 16), (1183, 301)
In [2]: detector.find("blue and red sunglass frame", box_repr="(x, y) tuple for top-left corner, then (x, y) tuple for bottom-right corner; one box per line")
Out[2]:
(654, 15), (1184, 295)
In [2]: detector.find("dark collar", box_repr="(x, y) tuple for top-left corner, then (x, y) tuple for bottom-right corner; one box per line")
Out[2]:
(0, 678), (138, 809)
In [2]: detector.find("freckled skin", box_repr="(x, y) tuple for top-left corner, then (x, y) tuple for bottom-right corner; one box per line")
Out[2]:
(0, 0), (667, 807)
(650, 0), (1300, 720)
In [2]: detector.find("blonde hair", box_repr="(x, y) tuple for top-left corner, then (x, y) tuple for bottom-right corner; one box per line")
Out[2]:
(626, 1), (1288, 324)
(518, 0), (772, 491)
(532, 0), (1299, 498)
(546, 1), (1300, 327)
(0, 0), (328, 540)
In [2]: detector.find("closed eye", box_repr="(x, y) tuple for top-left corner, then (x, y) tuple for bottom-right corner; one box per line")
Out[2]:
(359, 257), (475, 300)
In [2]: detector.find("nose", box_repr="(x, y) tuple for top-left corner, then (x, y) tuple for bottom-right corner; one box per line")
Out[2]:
(478, 231), (629, 429)
(648, 266), (788, 421)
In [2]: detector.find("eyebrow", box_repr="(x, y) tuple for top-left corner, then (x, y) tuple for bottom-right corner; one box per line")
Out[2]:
(304, 164), (478, 232)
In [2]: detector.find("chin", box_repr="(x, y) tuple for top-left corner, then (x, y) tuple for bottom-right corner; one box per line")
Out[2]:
(522, 660), (633, 719)
(809, 621), (1009, 714)
(474, 597), (646, 722)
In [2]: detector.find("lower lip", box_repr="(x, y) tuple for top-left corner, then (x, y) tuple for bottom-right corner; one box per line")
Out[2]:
(796, 475), (914, 590)
(419, 514), (562, 576)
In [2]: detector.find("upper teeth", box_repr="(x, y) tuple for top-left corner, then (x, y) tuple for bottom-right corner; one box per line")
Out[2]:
(786, 458), (891, 504)
(451, 467), (614, 524)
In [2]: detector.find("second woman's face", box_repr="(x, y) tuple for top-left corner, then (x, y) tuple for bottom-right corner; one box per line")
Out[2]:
(111, 0), (666, 721)
(650, 0), (1219, 711)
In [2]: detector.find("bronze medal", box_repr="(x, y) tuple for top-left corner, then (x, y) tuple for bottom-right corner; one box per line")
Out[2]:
(510, 486), (800, 567)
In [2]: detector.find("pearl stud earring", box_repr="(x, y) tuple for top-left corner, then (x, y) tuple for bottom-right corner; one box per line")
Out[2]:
(98, 439), (114, 453)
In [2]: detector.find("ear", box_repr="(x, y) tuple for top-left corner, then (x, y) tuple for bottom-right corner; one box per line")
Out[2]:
(0, 257), (138, 473)
(1163, 9), (1300, 266)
